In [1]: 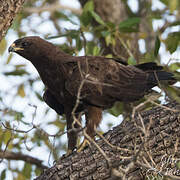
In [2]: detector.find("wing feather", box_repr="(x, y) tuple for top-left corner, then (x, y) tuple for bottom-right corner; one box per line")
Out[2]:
(65, 57), (148, 108)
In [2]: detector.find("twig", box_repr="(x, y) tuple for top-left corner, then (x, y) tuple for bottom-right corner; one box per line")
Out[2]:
(117, 33), (135, 60)
(147, 98), (179, 112)
(132, 99), (149, 120)
(1, 122), (34, 133)
(80, 30), (89, 74)
(48, 136), (56, 166)
(0, 131), (13, 163)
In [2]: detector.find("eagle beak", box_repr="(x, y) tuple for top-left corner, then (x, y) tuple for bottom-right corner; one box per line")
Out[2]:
(8, 43), (24, 53)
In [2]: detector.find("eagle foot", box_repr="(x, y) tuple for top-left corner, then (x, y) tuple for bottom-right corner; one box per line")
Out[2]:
(77, 139), (90, 152)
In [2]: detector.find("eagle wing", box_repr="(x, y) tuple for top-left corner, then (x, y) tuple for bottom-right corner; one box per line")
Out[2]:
(43, 89), (64, 115)
(64, 57), (149, 109)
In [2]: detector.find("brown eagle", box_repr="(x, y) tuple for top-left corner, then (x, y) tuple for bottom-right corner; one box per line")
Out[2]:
(9, 36), (175, 153)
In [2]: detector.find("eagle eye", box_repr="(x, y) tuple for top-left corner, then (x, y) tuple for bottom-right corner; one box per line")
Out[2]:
(22, 41), (29, 47)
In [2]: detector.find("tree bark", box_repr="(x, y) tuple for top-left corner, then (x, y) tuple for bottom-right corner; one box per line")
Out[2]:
(0, 0), (25, 42)
(35, 101), (180, 180)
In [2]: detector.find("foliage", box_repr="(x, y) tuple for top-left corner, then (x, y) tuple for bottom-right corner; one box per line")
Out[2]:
(0, 0), (179, 179)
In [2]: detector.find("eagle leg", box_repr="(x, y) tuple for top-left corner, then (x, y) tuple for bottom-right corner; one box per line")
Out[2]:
(77, 106), (102, 152)
(66, 111), (82, 154)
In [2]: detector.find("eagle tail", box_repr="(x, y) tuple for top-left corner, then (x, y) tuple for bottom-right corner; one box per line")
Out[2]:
(147, 71), (176, 88)
(135, 62), (163, 71)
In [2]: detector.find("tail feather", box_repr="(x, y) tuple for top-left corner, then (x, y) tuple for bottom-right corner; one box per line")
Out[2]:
(135, 62), (163, 71)
(147, 71), (176, 88)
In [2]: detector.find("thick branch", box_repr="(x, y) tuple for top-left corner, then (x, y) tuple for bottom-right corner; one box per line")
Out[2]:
(35, 101), (180, 179)
(0, 150), (48, 170)
(0, 0), (25, 42)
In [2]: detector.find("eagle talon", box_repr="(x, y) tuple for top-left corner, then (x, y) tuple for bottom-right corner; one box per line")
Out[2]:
(77, 139), (90, 152)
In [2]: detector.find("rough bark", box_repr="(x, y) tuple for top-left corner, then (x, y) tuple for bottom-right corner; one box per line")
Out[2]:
(0, 0), (25, 42)
(35, 101), (180, 180)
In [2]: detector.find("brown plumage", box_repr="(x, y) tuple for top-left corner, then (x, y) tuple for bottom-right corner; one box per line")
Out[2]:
(8, 36), (175, 152)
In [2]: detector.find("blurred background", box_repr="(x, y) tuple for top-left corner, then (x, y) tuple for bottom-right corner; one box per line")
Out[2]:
(0, 0), (180, 179)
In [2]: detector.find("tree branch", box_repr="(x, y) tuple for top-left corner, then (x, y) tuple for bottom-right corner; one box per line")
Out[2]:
(0, 0), (25, 42)
(0, 150), (48, 170)
(35, 101), (180, 179)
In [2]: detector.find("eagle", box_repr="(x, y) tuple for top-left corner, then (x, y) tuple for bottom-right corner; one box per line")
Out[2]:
(8, 36), (175, 154)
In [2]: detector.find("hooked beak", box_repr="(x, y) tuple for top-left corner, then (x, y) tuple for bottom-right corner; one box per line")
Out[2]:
(8, 43), (24, 53)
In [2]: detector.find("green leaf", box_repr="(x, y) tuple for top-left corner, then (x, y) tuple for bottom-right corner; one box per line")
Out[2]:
(169, 21), (180, 27)
(11, 14), (23, 31)
(165, 32), (180, 53)
(154, 36), (160, 57)
(169, 0), (178, 13)
(177, 161), (180, 169)
(0, 38), (7, 55)
(0, 169), (6, 180)
(35, 167), (41, 176)
(101, 31), (110, 37)
(80, 1), (105, 26)
(128, 56), (136, 65)
(80, 11), (92, 26)
(160, 0), (169, 6)
(106, 22), (116, 30)
(80, 0), (94, 26)
(93, 46), (101, 56)
(108, 102), (124, 117)
(83, 0), (94, 12)
(47, 30), (80, 39)
(15, 64), (26, 69)
(17, 84), (26, 98)
(4, 69), (28, 76)
(14, 173), (25, 180)
(90, 11), (105, 26)
(53, 11), (78, 25)
(6, 54), (13, 64)
(105, 34), (115, 46)
(169, 62), (180, 71)
(85, 41), (97, 55)
(105, 54), (113, 58)
(14, 112), (24, 121)
(119, 17), (140, 32)
(22, 163), (32, 179)
(35, 92), (43, 101)
(76, 36), (82, 51)
(143, 52), (156, 62)
(150, 10), (162, 19)
(165, 86), (180, 103)
(105, 34), (112, 46)
(4, 131), (11, 145)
